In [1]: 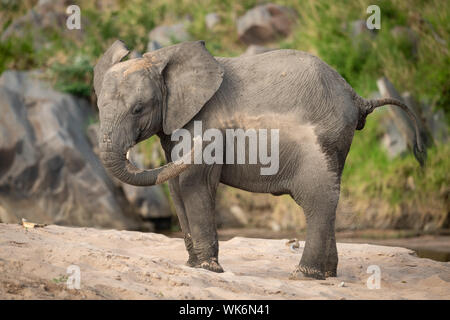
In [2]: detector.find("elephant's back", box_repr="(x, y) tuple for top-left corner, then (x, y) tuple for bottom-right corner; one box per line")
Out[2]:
(214, 49), (357, 126)
(215, 49), (335, 79)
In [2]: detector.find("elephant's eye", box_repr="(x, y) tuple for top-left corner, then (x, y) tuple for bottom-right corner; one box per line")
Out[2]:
(132, 104), (144, 115)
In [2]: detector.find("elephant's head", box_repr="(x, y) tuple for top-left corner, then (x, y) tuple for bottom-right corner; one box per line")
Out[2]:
(93, 40), (223, 186)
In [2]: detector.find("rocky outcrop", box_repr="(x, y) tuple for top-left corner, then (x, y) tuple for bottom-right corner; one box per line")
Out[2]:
(377, 77), (422, 153)
(349, 20), (377, 39)
(147, 40), (162, 52)
(205, 12), (220, 30)
(391, 26), (419, 57)
(0, 71), (143, 229)
(148, 21), (191, 47)
(1, 0), (85, 46)
(237, 3), (297, 45)
(241, 45), (276, 56)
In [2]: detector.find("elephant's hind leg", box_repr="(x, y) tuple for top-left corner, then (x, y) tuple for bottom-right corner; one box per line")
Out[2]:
(291, 191), (339, 280)
(290, 157), (340, 280)
(325, 230), (338, 277)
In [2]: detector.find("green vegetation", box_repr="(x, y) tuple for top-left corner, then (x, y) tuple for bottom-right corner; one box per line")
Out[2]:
(0, 0), (448, 229)
(52, 275), (68, 284)
(342, 110), (449, 228)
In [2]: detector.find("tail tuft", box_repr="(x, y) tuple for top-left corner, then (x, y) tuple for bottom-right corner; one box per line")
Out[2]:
(413, 143), (426, 167)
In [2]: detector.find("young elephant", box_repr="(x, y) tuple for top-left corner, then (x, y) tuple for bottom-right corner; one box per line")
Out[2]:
(94, 40), (425, 279)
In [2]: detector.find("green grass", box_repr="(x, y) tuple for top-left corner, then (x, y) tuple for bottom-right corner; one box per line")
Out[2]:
(52, 275), (68, 284)
(50, 55), (93, 97)
(343, 110), (449, 207)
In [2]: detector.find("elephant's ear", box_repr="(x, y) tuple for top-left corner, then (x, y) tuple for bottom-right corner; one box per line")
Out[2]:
(93, 40), (130, 96)
(144, 41), (224, 135)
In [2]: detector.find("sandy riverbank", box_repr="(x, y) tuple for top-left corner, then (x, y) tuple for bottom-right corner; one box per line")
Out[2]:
(0, 223), (449, 299)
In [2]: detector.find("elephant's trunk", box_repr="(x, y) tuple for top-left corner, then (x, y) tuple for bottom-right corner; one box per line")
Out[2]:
(99, 137), (200, 186)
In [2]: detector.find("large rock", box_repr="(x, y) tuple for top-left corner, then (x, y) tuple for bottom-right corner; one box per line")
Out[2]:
(148, 22), (191, 47)
(1, 0), (85, 46)
(346, 19), (377, 52)
(237, 3), (297, 45)
(205, 13), (220, 30)
(349, 20), (377, 39)
(0, 71), (140, 229)
(406, 93), (448, 144)
(240, 45), (276, 56)
(146, 40), (162, 52)
(121, 183), (171, 220)
(381, 117), (408, 158)
(401, 92), (435, 148)
(377, 77), (419, 152)
(425, 108), (448, 143)
(391, 26), (419, 57)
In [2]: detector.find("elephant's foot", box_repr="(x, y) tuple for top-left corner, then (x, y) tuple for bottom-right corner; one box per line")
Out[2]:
(290, 264), (325, 280)
(184, 235), (199, 267)
(195, 257), (224, 273)
(324, 258), (338, 277)
(325, 270), (337, 278)
(185, 256), (198, 268)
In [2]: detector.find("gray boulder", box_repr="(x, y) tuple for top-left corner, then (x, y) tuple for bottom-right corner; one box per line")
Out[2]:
(377, 77), (418, 152)
(241, 45), (276, 56)
(147, 40), (162, 52)
(420, 102), (448, 143)
(391, 26), (419, 57)
(129, 50), (142, 59)
(237, 3), (297, 45)
(205, 13), (220, 30)
(121, 183), (171, 220)
(0, 71), (141, 229)
(1, 0), (85, 46)
(347, 19), (377, 52)
(381, 117), (408, 158)
(350, 20), (377, 39)
(148, 22), (191, 47)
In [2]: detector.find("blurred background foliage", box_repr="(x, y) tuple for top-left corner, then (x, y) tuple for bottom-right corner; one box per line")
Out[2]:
(0, 0), (448, 232)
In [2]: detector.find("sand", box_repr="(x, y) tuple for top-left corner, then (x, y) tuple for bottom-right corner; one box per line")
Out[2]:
(0, 223), (449, 299)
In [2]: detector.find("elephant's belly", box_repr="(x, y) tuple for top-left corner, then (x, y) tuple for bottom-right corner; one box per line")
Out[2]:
(219, 139), (302, 195)
(218, 123), (336, 195)
(220, 163), (292, 195)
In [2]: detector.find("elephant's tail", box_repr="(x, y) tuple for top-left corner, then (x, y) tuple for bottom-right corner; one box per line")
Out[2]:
(361, 97), (426, 167)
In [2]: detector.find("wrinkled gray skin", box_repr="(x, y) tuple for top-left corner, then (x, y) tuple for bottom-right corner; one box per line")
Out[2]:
(94, 40), (426, 279)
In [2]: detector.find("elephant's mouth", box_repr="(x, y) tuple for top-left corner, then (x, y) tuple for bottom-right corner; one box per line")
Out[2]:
(124, 132), (143, 162)
(124, 141), (136, 161)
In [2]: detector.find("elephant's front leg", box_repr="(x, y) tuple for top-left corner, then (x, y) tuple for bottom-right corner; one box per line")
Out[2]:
(179, 165), (223, 273)
(168, 178), (198, 267)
